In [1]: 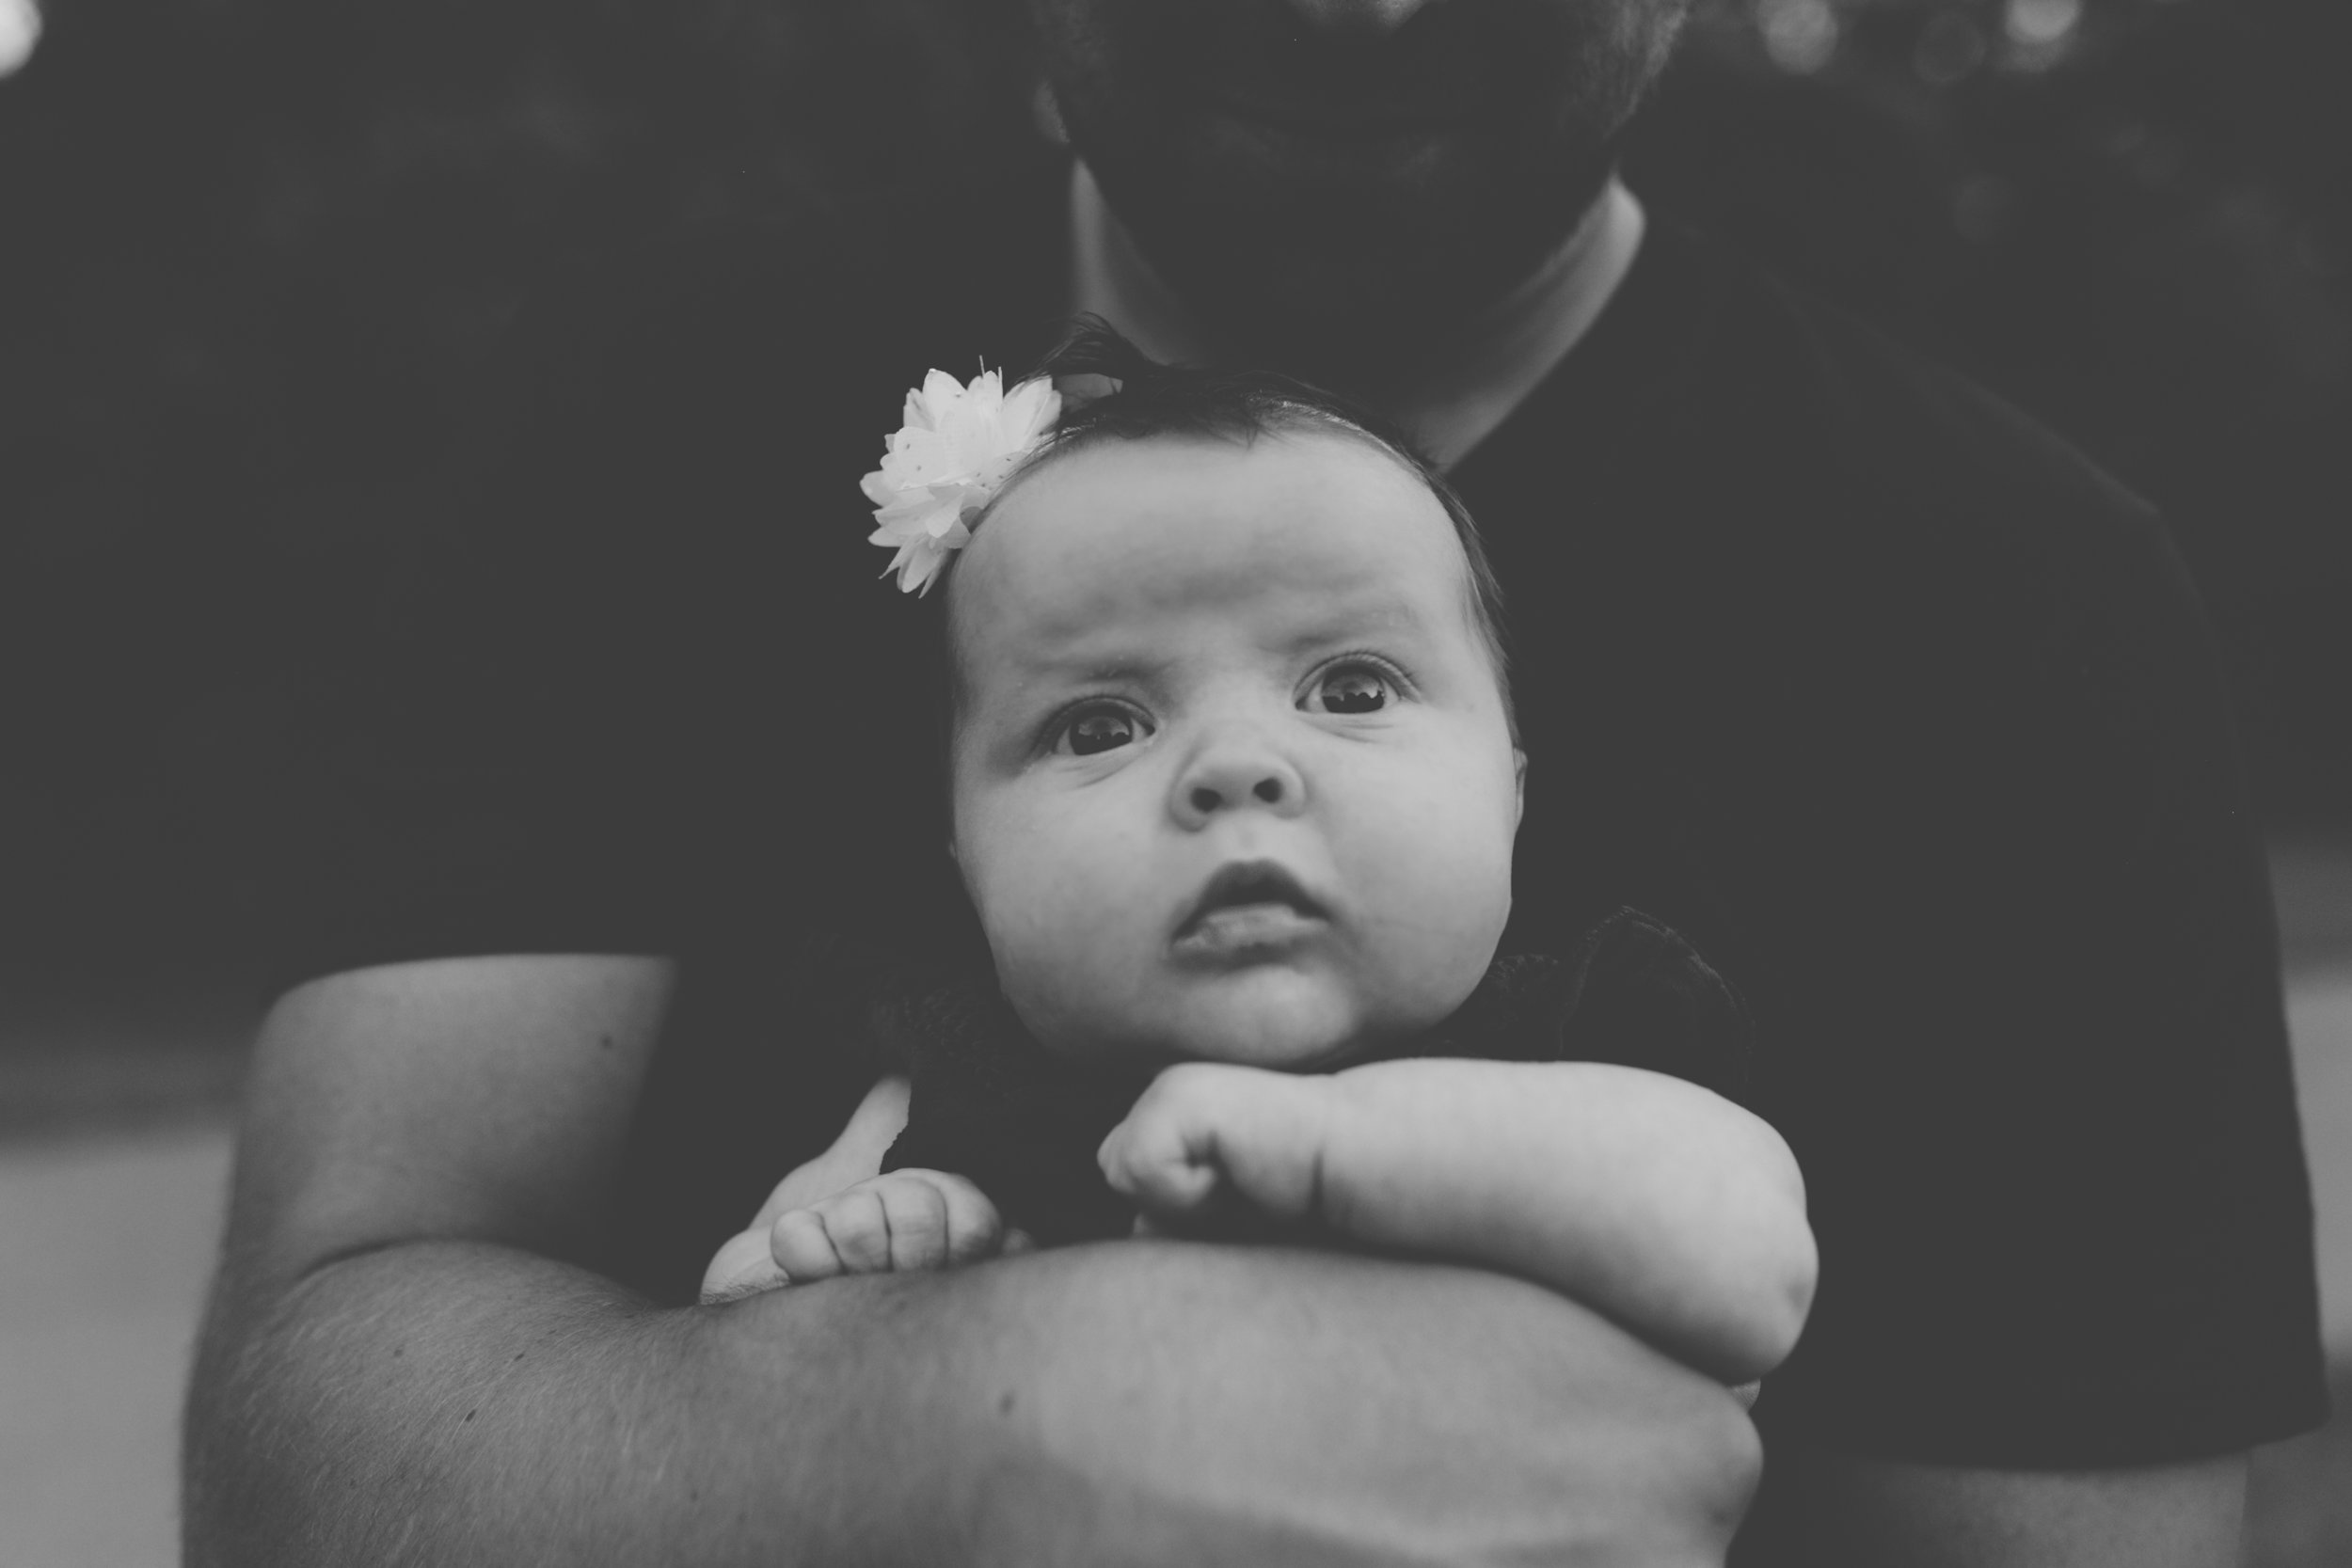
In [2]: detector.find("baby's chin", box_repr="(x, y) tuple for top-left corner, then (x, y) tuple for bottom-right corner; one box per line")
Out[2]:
(1034, 970), (1468, 1073)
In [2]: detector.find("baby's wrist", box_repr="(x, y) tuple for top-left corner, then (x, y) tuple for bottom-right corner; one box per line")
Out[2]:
(1204, 1060), (1344, 1150)
(1236, 1069), (1349, 1220)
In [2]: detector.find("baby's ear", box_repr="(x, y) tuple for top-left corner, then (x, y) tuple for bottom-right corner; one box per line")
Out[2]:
(1513, 749), (1528, 828)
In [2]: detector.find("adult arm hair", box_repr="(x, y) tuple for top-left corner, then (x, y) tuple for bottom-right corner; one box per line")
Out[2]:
(183, 956), (1763, 1567)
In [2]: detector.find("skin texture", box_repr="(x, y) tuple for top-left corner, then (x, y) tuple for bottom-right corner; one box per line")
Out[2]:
(949, 429), (1522, 1068)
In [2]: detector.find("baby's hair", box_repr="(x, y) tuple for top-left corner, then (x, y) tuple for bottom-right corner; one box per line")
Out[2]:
(946, 319), (1516, 730)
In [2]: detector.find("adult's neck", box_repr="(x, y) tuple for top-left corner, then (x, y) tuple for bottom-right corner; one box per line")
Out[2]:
(1067, 162), (1645, 468)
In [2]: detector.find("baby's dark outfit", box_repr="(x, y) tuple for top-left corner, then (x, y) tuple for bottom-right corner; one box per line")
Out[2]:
(877, 909), (1751, 1247)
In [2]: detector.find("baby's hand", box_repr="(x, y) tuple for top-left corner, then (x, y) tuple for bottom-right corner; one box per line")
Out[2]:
(1098, 1062), (1337, 1234)
(699, 1168), (1014, 1304)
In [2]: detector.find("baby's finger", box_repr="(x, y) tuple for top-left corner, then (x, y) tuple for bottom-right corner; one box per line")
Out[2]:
(819, 1187), (896, 1275)
(701, 1227), (790, 1304)
(770, 1208), (846, 1284)
(878, 1176), (951, 1272)
(927, 1171), (1007, 1263)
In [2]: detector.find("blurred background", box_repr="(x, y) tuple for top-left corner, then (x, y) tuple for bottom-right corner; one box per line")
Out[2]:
(0, 0), (2345, 1561)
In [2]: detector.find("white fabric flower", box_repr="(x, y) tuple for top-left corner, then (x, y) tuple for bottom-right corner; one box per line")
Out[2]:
(861, 368), (1061, 594)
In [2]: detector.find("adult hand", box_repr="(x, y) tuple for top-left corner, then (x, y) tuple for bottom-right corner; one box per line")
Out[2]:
(911, 1240), (1763, 1568)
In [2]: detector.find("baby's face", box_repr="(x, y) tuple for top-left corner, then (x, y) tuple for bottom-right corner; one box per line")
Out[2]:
(949, 429), (1521, 1070)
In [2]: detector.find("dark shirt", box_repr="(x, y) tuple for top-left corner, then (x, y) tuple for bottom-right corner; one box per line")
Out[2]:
(276, 150), (2324, 1528)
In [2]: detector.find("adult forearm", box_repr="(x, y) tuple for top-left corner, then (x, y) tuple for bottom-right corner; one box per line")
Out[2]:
(185, 1240), (922, 1567)
(186, 1234), (1761, 1568)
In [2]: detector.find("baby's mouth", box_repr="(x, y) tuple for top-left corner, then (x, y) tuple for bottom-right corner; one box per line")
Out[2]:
(1173, 862), (1329, 960)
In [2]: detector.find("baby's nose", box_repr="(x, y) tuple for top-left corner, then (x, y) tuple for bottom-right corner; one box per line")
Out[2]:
(1188, 774), (1287, 816)
(1170, 736), (1308, 828)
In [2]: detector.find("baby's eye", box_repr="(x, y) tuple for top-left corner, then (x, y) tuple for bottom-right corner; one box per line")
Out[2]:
(1056, 704), (1152, 756)
(1307, 664), (1397, 715)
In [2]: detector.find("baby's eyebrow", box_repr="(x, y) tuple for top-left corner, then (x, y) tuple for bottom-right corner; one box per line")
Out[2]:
(1279, 595), (1430, 653)
(1009, 647), (1170, 690)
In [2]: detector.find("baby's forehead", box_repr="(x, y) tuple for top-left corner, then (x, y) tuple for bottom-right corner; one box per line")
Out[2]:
(951, 428), (1470, 645)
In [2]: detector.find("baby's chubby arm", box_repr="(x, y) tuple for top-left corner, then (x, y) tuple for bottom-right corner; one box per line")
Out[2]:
(1099, 1058), (1817, 1385)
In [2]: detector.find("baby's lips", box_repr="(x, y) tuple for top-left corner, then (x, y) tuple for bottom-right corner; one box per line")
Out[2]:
(1173, 902), (1327, 962)
(1175, 858), (1327, 939)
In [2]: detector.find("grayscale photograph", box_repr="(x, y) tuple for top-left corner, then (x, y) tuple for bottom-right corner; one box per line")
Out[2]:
(1, 0), (2345, 1562)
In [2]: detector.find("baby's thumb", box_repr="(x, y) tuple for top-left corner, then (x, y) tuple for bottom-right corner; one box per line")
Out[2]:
(699, 1227), (790, 1305)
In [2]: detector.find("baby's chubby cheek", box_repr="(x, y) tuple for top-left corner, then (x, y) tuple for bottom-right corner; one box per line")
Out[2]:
(961, 820), (1504, 1071)
(1337, 845), (1513, 1037)
(959, 816), (1190, 1060)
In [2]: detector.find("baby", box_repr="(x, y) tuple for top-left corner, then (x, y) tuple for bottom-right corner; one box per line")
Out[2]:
(702, 331), (1816, 1386)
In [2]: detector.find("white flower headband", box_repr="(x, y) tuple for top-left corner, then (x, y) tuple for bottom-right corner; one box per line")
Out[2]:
(862, 366), (1062, 595)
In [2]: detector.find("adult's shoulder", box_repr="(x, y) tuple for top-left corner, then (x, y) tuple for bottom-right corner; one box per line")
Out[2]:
(1622, 226), (2216, 764)
(1666, 224), (2165, 571)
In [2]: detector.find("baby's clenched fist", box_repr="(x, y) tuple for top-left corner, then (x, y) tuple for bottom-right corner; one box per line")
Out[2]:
(1098, 1061), (1340, 1233)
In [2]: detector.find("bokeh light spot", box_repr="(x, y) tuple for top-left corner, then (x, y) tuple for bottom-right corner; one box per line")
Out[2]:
(0, 0), (40, 79)
(1758, 0), (1840, 74)
(2005, 0), (2082, 48)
